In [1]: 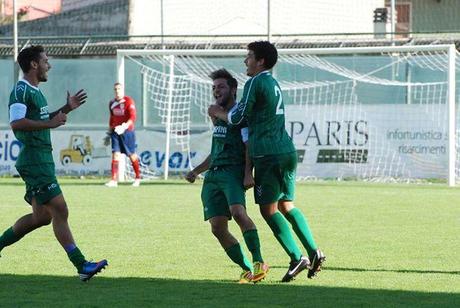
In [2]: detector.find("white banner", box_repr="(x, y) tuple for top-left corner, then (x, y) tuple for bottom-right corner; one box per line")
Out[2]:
(0, 130), (212, 176)
(285, 104), (449, 179)
(0, 104), (452, 179)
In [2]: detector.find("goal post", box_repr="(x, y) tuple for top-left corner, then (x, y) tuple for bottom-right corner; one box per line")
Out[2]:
(117, 44), (458, 185)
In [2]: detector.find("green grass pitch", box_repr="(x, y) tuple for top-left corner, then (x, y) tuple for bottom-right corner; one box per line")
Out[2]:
(0, 178), (459, 307)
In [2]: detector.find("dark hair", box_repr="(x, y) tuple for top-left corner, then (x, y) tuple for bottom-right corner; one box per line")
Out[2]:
(247, 41), (278, 70)
(114, 82), (122, 87)
(17, 45), (45, 73)
(209, 68), (238, 90)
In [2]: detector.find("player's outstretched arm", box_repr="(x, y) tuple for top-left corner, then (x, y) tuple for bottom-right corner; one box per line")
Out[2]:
(185, 154), (211, 183)
(50, 89), (87, 117)
(11, 111), (67, 131)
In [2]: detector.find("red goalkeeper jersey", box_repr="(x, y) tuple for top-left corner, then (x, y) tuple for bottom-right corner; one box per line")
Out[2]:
(109, 96), (136, 130)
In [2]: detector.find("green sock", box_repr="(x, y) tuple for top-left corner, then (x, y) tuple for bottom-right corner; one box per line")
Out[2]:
(0, 227), (22, 252)
(225, 243), (253, 272)
(266, 212), (302, 261)
(67, 247), (87, 271)
(243, 229), (263, 263)
(285, 208), (318, 258)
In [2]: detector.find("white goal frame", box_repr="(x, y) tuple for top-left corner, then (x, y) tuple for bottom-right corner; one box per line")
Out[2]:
(117, 45), (457, 185)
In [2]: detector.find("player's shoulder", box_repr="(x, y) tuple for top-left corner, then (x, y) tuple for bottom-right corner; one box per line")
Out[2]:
(10, 80), (36, 104)
(124, 96), (135, 104)
(13, 80), (29, 94)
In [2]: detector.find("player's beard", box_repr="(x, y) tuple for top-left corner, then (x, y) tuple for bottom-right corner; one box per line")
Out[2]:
(38, 70), (48, 82)
(217, 96), (231, 109)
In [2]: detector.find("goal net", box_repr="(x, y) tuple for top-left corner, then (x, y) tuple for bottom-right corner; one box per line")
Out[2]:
(117, 45), (459, 185)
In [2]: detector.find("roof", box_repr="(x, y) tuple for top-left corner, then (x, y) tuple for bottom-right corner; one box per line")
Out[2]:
(1, 33), (460, 57)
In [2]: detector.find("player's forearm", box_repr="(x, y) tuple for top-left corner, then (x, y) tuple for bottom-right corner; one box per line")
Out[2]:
(50, 104), (71, 118)
(244, 144), (253, 176)
(10, 118), (53, 131)
(192, 155), (211, 175)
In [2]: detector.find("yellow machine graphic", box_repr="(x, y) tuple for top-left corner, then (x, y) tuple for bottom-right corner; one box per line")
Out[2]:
(60, 135), (93, 166)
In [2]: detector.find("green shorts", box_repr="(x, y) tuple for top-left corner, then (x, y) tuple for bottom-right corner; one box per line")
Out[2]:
(16, 163), (62, 206)
(201, 165), (246, 221)
(252, 151), (297, 205)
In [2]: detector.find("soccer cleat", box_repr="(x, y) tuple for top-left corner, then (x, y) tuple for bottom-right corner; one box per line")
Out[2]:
(104, 180), (118, 187)
(308, 249), (326, 279)
(281, 256), (310, 282)
(132, 179), (141, 187)
(78, 260), (108, 282)
(252, 261), (269, 283)
(238, 270), (254, 284)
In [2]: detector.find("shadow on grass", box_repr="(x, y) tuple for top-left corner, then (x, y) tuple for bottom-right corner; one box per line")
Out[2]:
(0, 274), (458, 307)
(268, 265), (460, 275)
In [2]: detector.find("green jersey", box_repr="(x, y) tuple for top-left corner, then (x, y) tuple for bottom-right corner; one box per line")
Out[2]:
(9, 79), (53, 167)
(210, 118), (247, 168)
(228, 71), (295, 158)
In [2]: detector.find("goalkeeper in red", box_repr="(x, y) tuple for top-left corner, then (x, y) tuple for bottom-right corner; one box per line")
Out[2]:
(0, 45), (107, 281)
(208, 41), (325, 282)
(186, 69), (268, 283)
(105, 82), (141, 187)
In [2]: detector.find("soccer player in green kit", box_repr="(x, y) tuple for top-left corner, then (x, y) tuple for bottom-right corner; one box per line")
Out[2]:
(186, 69), (268, 283)
(0, 45), (108, 281)
(208, 41), (325, 282)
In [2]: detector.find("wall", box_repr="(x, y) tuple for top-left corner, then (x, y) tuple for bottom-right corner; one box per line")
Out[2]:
(412, 0), (460, 32)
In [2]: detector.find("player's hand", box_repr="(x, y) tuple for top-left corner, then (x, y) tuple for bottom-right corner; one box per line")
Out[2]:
(208, 104), (223, 118)
(185, 171), (197, 183)
(66, 89), (87, 111)
(114, 122), (129, 135)
(103, 131), (111, 146)
(244, 172), (255, 190)
(49, 111), (67, 128)
(210, 115), (218, 125)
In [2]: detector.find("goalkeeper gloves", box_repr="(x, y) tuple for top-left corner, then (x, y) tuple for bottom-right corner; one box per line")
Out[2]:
(114, 122), (129, 135)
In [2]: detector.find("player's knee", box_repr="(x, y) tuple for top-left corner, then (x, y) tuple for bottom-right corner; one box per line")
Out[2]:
(259, 205), (277, 220)
(33, 213), (52, 227)
(50, 201), (69, 221)
(278, 201), (294, 214)
(38, 216), (52, 226)
(210, 224), (227, 239)
(231, 206), (248, 224)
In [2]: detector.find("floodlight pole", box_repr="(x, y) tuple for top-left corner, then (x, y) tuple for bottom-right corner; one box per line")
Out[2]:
(390, 0), (396, 44)
(160, 0), (165, 49)
(267, 0), (271, 42)
(13, 0), (19, 82)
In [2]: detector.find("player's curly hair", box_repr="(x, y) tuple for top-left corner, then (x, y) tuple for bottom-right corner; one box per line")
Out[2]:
(247, 41), (278, 70)
(209, 68), (238, 90)
(17, 45), (45, 73)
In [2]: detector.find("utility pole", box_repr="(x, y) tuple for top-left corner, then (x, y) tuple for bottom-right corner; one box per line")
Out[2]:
(13, 0), (19, 82)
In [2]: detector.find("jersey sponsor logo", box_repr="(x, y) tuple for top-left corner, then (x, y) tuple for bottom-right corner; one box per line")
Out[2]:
(40, 106), (50, 120)
(213, 126), (227, 138)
